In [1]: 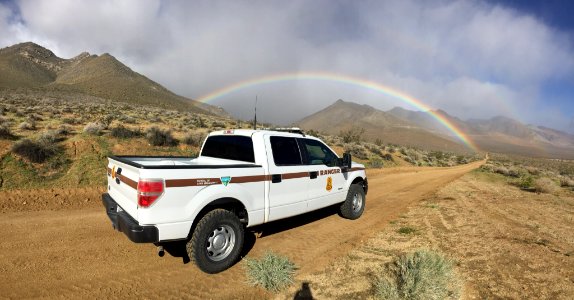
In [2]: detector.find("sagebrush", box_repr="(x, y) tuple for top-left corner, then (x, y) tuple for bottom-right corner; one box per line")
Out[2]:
(244, 251), (296, 292)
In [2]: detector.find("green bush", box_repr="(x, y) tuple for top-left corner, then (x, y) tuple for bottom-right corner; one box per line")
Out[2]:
(518, 175), (534, 189)
(244, 251), (296, 292)
(374, 250), (460, 300)
(146, 127), (178, 146)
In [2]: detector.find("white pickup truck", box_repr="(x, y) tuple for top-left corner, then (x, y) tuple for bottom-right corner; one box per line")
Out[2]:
(102, 129), (368, 273)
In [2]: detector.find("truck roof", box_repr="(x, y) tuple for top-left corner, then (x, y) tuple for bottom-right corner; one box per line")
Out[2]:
(208, 128), (312, 139)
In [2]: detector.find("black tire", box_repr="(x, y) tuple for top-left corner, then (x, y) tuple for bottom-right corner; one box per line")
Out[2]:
(339, 183), (366, 220)
(186, 209), (244, 274)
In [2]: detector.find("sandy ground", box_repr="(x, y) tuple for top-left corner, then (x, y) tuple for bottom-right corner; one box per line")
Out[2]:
(0, 162), (482, 299)
(281, 171), (574, 299)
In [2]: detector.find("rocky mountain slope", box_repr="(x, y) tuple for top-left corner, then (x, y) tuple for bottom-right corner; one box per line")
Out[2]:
(0, 42), (225, 116)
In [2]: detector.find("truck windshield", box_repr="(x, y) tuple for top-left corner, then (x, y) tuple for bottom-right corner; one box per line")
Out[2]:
(201, 135), (255, 163)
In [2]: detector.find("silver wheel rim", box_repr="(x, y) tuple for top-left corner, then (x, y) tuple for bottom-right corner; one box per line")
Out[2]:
(352, 192), (363, 213)
(206, 225), (236, 262)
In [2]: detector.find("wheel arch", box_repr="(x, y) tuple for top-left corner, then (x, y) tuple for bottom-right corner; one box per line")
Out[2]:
(187, 197), (248, 239)
(350, 176), (368, 194)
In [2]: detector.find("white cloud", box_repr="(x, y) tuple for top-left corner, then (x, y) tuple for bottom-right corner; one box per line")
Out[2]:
(0, 0), (573, 131)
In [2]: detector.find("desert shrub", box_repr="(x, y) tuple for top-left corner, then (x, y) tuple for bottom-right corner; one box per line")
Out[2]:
(534, 178), (557, 194)
(62, 117), (79, 125)
(340, 126), (365, 143)
(182, 132), (205, 147)
(56, 124), (73, 136)
(0, 125), (15, 139)
(374, 250), (459, 300)
(244, 251), (296, 292)
(388, 147), (396, 153)
(38, 130), (64, 144)
(370, 157), (384, 168)
(18, 121), (36, 130)
(110, 125), (141, 139)
(559, 176), (574, 188)
(494, 165), (509, 176)
(146, 127), (178, 146)
(382, 153), (394, 161)
(507, 167), (521, 178)
(211, 121), (226, 128)
(525, 166), (540, 175)
(345, 143), (368, 160)
(11, 138), (58, 163)
(397, 226), (417, 235)
(83, 122), (105, 135)
(518, 175), (534, 189)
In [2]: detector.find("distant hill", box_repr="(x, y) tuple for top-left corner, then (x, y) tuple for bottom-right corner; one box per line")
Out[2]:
(298, 99), (471, 153)
(0, 42), (226, 116)
(387, 105), (574, 159)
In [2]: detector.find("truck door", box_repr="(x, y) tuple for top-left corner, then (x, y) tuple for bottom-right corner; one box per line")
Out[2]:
(265, 135), (309, 222)
(298, 138), (346, 212)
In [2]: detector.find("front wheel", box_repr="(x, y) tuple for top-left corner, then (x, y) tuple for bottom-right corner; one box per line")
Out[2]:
(186, 209), (245, 273)
(339, 183), (366, 220)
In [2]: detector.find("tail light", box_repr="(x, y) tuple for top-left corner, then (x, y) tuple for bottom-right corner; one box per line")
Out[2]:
(137, 179), (164, 208)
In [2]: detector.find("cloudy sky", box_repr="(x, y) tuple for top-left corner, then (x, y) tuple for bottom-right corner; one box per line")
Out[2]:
(1, 0), (573, 132)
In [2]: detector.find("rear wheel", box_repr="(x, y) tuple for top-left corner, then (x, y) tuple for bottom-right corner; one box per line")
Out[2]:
(339, 183), (365, 220)
(186, 209), (244, 273)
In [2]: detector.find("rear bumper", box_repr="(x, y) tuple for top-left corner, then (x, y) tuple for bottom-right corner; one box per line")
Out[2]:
(102, 193), (159, 243)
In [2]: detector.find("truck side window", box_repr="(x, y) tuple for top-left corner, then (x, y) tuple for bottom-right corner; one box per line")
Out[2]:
(201, 135), (255, 163)
(301, 139), (338, 166)
(270, 136), (303, 166)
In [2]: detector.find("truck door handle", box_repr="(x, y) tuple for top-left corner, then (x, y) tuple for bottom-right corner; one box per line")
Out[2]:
(271, 174), (282, 183)
(309, 171), (318, 179)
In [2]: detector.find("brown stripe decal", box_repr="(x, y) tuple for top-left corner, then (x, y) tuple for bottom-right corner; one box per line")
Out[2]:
(118, 174), (138, 190)
(166, 178), (222, 188)
(111, 167), (365, 190)
(282, 172), (310, 180)
(230, 175), (270, 184)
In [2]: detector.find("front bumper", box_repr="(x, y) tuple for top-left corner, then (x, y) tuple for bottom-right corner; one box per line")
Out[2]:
(102, 193), (158, 243)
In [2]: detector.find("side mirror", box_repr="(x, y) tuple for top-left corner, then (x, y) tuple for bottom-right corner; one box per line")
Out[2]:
(341, 152), (352, 169)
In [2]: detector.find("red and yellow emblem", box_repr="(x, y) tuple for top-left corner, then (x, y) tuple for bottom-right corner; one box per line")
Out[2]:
(326, 176), (333, 191)
(111, 166), (117, 179)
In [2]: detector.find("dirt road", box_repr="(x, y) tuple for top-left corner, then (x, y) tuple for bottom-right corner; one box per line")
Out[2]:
(0, 161), (482, 299)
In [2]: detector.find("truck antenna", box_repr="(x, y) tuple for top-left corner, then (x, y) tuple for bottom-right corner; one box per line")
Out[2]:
(253, 95), (258, 130)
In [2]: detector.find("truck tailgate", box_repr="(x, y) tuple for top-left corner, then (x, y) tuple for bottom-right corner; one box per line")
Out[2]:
(107, 157), (140, 221)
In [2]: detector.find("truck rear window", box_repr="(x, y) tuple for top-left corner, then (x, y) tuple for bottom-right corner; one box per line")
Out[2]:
(201, 135), (255, 163)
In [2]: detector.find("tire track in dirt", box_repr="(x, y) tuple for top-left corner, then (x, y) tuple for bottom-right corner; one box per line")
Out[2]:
(0, 161), (483, 299)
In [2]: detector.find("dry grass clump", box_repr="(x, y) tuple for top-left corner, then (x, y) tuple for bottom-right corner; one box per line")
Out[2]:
(534, 178), (558, 194)
(244, 251), (296, 292)
(374, 249), (460, 300)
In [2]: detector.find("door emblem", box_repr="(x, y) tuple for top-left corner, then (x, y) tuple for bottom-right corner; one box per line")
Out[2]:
(111, 166), (117, 179)
(221, 176), (232, 186)
(326, 176), (333, 191)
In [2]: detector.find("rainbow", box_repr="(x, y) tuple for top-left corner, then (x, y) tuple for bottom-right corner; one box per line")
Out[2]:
(197, 72), (479, 152)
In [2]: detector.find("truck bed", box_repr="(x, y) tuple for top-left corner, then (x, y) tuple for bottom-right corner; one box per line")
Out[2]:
(110, 155), (261, 169)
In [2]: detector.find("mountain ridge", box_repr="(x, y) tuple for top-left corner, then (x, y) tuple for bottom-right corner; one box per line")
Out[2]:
(0, 42), (226, 116)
